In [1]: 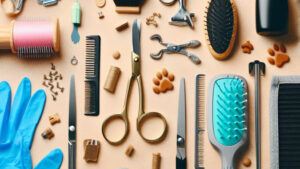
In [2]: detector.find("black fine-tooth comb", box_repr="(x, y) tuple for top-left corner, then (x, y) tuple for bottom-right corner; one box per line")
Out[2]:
(85, 36), (101, 116)
(204, 0), (238, 60)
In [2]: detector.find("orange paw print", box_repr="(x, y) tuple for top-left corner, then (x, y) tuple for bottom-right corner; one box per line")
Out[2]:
(152, 68), (175, 94)
(267, 43), (290, 68)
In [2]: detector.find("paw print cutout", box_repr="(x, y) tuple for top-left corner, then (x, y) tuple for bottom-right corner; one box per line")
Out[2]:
(267, 43), (290, 68)
(152, 68), (175, 94)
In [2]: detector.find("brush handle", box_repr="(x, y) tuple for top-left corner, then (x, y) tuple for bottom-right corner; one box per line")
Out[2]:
(0, 19), (60, 53)
(0, 21), (14, 51)
(115, 6), (140, 14)
(221, 154), (235, 169)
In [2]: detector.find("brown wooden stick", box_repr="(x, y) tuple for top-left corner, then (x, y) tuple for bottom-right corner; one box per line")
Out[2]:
(115, 6), (140, 14)
(152, 153), (161, 169)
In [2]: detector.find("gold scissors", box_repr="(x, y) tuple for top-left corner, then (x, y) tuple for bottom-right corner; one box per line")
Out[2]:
(102, 20), (168, 145)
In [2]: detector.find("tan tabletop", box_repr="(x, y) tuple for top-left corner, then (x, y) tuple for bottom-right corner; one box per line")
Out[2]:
(1, 0), (300, 169)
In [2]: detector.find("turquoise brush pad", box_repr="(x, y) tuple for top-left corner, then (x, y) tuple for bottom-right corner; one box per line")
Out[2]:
(213, 77), (246, 146)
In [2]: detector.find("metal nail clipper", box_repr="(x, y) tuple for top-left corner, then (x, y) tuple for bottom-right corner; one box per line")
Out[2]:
(169, 0), (195, 28)
(150, 34), (201, 65)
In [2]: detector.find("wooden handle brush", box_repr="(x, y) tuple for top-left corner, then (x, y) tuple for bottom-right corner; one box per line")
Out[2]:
(0, 19), (60, 58)
(113, 0), (144, 14)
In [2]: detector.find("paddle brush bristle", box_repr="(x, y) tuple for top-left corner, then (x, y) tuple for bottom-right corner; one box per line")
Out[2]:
(204, 0), (238, 60)
(212, 76), (247, 146)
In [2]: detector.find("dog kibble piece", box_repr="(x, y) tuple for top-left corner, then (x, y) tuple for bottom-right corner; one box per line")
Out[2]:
(84, 139), (101, 163)
(113, 51), (121, 59)
(168, 73), (175, 81)
(162, 68), (168, 77)
(242, 47), (251, 54)
(156, 72), (163, 80)
(125, 145), (135, 157)
(280, 43), (287, 53)
(160, 79), (174, 93)
(41, 128), (54, 140)
(268, 48), (275, 56)
(267, 57), (275, 65)
(153, 78), (160, 86)
(241, 41), (254, 54)
(242, 157), (252, 167)
(275, 53), (290, 67)
(273, 43), (280, 51)
(116, 22), (129, 32)
(49, 113), (61, 125)
(153, 87), (160, 94)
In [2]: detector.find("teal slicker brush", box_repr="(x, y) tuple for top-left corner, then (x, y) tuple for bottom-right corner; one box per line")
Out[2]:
(208, 75), (248, 169)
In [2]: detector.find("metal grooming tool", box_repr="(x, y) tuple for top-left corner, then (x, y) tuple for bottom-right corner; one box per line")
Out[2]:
(195, 74), (205, 169)
(150, 34), (201, 65)
(249, 60), (265, 169)
(69, 75), (77, 169)
(101, 20), (168, 145)
(1, 0), (25, 15)
(176, 78), (186, 169)
(169, 0), (195, 28)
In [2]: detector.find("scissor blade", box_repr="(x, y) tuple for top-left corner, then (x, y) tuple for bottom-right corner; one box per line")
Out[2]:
(177, 78), (186, 139)
(132, 19), (141, 56)
(69, 75), (76, 141)
(176, 78), (186, 169)
(69, 75), (76, 169)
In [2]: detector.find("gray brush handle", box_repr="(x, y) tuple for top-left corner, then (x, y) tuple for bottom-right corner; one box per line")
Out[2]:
(222, 153), (235, 169)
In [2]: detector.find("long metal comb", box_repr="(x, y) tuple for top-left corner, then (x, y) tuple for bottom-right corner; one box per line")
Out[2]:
(195, 74), (205, 169)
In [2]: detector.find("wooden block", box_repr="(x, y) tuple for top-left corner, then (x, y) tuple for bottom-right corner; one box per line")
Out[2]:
(115, 6), (140, 14)
(152, 153), (161, 169)
(84, 139), (101, 163)
(41, 128), (54, 139)
(115, 22), (129, 32)
(49, 113), (61, 125)
(125, 145), (135, 157)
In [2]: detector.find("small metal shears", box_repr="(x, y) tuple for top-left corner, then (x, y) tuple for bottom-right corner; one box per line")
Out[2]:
(102, 20), (168, 146)
(150, 34), (201, 65)
(176, 78), (186, 169)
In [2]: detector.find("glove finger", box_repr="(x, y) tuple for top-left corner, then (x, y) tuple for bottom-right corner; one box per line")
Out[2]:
(0, 81), (11, 142)
(17, 89), (46, 149)
(8, 78), (31, 139)
(34, 148), (63, 169)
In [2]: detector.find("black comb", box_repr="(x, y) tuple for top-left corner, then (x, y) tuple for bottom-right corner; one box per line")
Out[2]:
(85, 36), (101, 116)
(113, 0), (144, 6)
(278, 84), (300, 168)
(204, 0), (238, 60)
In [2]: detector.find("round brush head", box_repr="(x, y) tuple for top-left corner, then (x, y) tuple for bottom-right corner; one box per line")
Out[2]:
(0, 19), (60, 58)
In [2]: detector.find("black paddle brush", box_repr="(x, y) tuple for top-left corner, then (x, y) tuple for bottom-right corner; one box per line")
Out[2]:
(204, 0), (238, 60)
(113, 0), (144, 13)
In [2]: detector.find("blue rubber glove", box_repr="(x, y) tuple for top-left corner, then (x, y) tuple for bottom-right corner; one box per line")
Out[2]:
(0, 78), (63, 169)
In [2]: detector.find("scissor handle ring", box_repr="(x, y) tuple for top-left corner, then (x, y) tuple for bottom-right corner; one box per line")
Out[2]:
(102, 114), (129, 146)
(137, 112), (168, 144)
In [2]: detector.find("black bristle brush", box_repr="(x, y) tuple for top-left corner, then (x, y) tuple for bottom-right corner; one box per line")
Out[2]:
(85, 36), (101, 116)
(204, 0), (238, 60)
(113, 0), (144, 13)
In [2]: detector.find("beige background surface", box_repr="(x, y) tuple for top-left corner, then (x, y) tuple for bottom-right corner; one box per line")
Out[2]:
(1, 0), (300, 169)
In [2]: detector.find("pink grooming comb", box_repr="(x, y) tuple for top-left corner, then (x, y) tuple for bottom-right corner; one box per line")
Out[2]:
(0, 19), (60, 58)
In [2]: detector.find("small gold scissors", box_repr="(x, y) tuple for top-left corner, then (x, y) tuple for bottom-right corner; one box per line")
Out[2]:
(102, 20), (168, 145)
